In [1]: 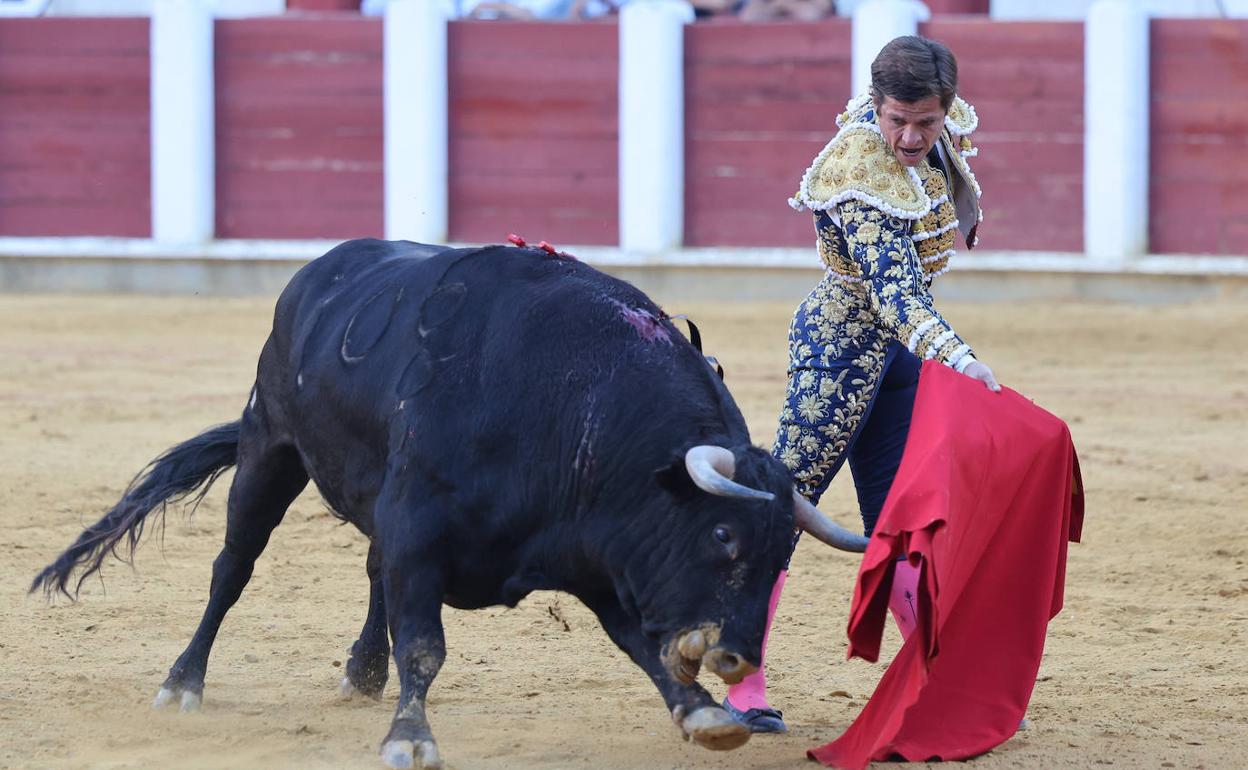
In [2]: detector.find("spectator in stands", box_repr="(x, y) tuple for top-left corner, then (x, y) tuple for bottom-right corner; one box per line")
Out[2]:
(689, 0), (745, 18)
(460, 0), (575, 19)
(570, 0), (748, 20)
(367, 0), (835, 21)
(739, 0), (834, 21)
(569, 0), (628, 18)
(574, 0), (747, 19)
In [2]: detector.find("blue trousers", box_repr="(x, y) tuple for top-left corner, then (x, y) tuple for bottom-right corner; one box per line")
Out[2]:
(776, 341), (920, 547)
(847, 344), (920, 537)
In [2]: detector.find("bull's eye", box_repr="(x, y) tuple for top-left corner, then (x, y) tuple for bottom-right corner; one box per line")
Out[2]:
(713, 526), (733, 545)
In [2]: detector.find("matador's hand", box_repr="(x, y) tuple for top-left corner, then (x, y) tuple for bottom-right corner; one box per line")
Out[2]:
(963, 360), (1001, 392)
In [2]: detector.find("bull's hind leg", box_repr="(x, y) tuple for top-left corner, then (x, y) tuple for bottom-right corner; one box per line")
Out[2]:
(339, 539), (390, 699)
(153, 440), (308, 711)
(374, 503), (447, 770)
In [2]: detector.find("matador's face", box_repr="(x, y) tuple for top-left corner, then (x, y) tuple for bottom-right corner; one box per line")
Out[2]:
(877, 95), (947, 168)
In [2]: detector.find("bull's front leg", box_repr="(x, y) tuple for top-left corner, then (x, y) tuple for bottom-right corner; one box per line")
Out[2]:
(581, 592), (751, 751)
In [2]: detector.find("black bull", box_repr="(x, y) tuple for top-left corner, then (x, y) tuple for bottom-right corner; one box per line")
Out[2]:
(32, 240), (866, 769)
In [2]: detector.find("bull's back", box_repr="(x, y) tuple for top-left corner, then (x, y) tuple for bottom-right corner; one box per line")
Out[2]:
(273, 239), (452, 342)
(265, 238), (469, 411)
(272, 240), (728, 435)
(266, 236), (730, 420)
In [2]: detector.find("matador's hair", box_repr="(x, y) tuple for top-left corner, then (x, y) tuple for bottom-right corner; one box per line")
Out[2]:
(869, 35), (958, 110)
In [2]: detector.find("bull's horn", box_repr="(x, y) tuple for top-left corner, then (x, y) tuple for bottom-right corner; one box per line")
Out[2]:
(792, 491), (870, 552)
(684, 446), (775, 501)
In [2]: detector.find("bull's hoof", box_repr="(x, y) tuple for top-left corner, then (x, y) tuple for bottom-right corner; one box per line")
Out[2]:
(345, 648), (390, 698)
(339, 676), (384, 701)
(381, 739), (442, 770)
(681, 706), (751, 751)
(152, 686), (202, 713)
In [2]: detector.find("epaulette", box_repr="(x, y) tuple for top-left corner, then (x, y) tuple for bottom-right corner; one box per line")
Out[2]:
(787, 123), (930, 220)
(788, 94), (982, 220)
(944, 96), (978, 137)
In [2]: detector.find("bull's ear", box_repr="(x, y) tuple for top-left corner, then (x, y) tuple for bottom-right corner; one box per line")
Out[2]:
(654, 457), (698, 499)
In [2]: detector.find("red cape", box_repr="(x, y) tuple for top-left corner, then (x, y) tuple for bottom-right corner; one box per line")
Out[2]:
(810, 361), (1084, 768)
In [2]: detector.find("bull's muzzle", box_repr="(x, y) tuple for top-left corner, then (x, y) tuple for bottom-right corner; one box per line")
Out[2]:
(701, 647), (756, 685)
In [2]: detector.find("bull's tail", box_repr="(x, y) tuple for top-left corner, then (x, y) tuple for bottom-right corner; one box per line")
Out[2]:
(30, 421), (242, 599)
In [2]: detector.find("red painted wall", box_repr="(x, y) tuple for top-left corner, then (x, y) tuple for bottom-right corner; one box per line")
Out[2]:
(447, 21), (619, 246)
(1149, 19), (1248, 256)
(921, 19), (1084, 253)
(0, 18), (150, 238)
(214, 16), (383, 239)
(6, 16), (1243, 255)
(683, 19), (852, 248)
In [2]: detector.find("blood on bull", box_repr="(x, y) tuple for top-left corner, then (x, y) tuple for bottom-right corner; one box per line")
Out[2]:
(31, 239), (866, 770)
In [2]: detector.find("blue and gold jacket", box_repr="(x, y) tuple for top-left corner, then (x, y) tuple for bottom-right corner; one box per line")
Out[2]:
(787, 93), (984, 373)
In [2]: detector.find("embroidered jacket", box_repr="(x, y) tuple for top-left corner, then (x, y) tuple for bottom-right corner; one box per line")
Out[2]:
(787, 93), (984, 373)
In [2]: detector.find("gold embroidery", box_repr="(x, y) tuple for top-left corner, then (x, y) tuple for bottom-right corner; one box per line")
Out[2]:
(794, 126), (930, 219)
(944, 96), (978, 136)
(772, 272), (890, 499)
(910, 164), (959, 279)
(936, 336), (964, 361)
(817, 218), (860, 278)
(839, 201), (969, 365)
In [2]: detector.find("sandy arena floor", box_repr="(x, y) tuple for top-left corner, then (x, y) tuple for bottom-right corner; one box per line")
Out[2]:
(1, 290), (1245, 770)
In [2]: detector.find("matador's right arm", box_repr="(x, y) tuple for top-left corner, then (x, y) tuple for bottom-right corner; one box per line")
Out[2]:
(838, 200), (978, 374)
